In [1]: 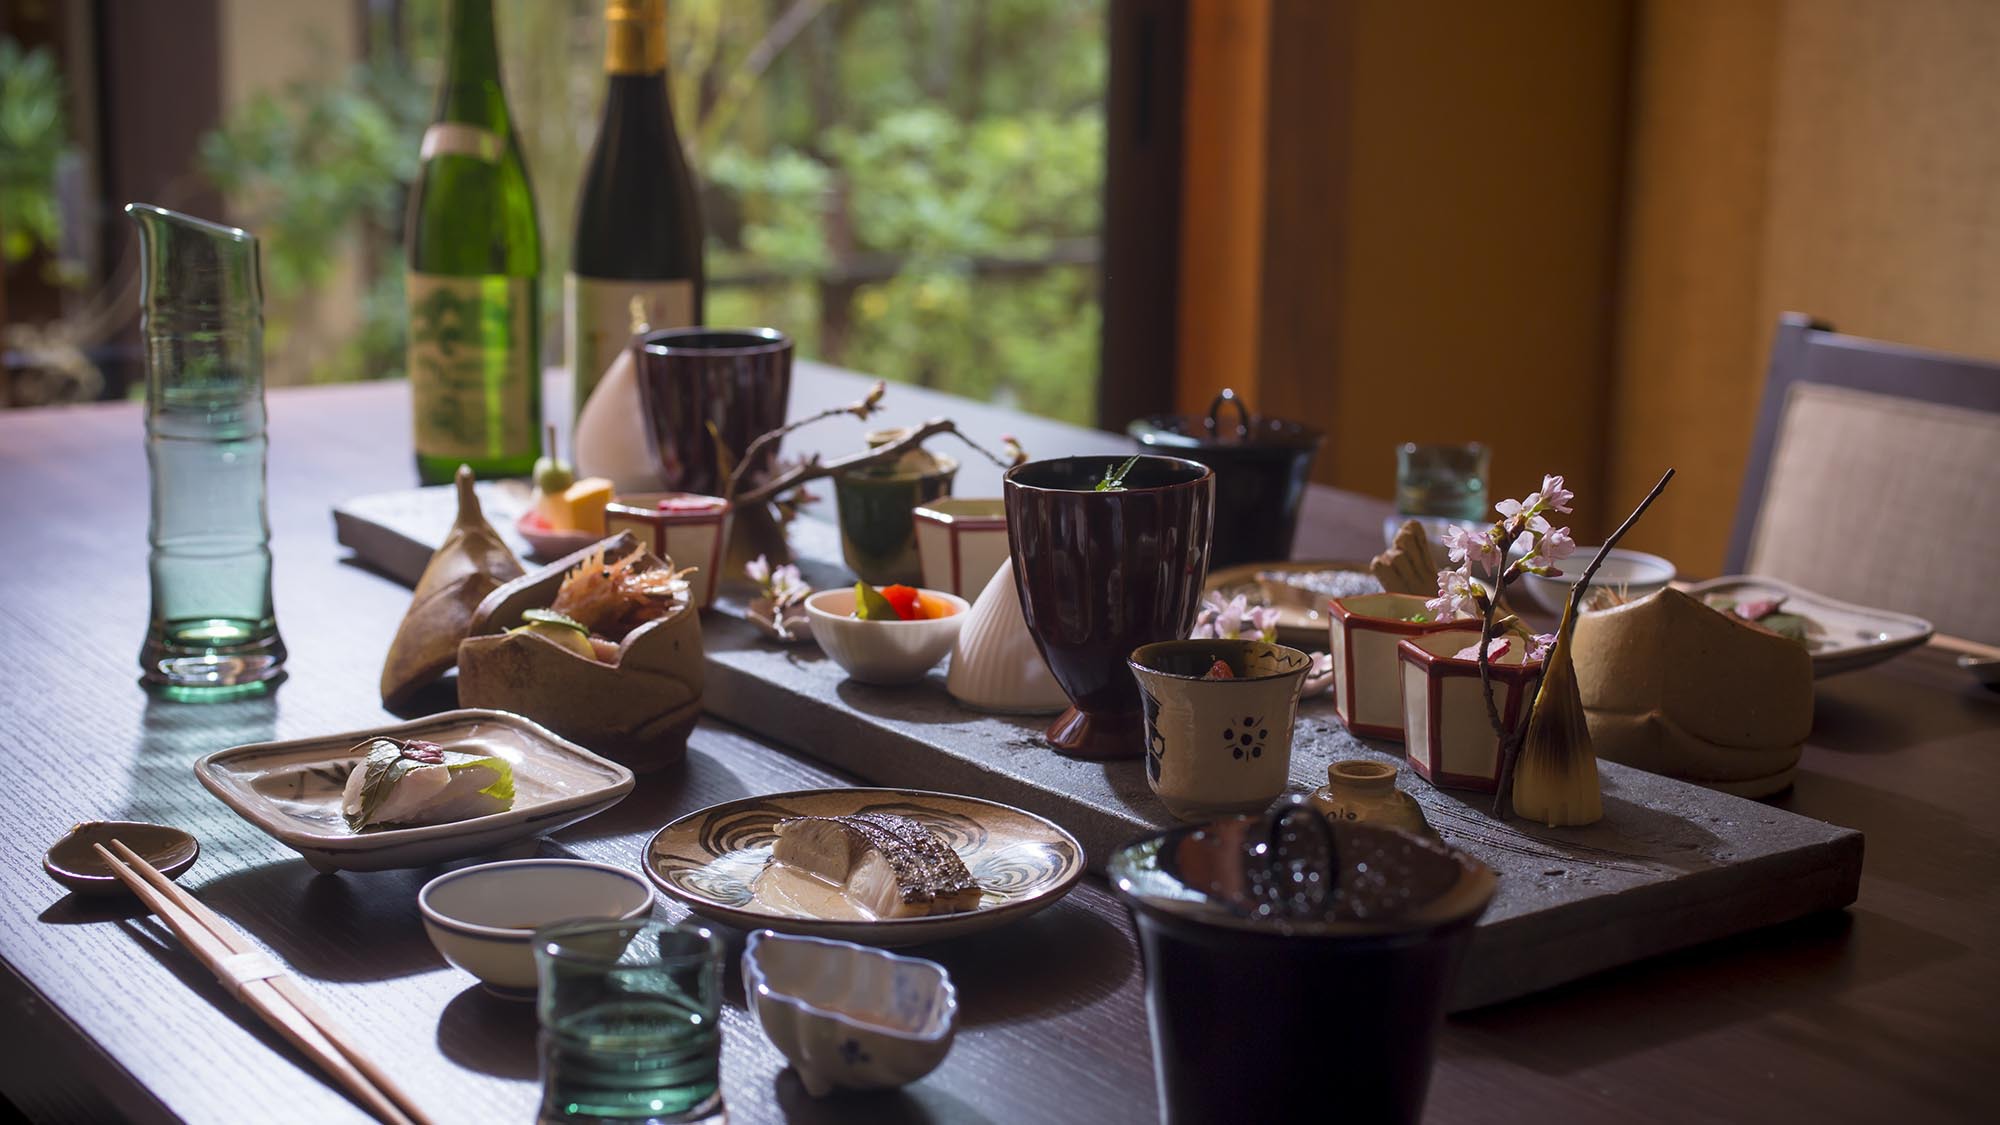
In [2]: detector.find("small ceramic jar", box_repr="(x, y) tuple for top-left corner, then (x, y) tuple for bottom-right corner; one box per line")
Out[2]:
(1328, 593), (1458, 740)
(913, 498), (1010, 599)
(1129, 638), (1313, 821)
(604, 492), (732, 610)
(1397, 628), (1542, 792)
(1308, 759), (1432, 837)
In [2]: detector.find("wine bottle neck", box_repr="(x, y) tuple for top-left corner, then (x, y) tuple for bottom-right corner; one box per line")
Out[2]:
(605, 0), (667, 76)
(438, 0), (510, 129)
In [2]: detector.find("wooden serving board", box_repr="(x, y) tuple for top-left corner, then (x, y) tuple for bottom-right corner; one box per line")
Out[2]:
(334, 485), (1864, 1012)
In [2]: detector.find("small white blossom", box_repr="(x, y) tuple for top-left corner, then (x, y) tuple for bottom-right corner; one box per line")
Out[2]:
(1539, 474), (1574, 514)
(1527, 633), (1558, 662)
(745, 555), (771, 586)
(1426, 567), (1479, 621)
(1455, 636), (1511, 662)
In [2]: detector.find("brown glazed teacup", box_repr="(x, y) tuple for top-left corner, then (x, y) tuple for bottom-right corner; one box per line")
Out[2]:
(1005, 455), (1215, 759)
(634, 327), (793, 496)
(1110, 802), (1496, 1124)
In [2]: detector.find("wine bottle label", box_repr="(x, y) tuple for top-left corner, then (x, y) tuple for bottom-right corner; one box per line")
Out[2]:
(565, 273), (695, 411)
(407, 272), (538, 460)
(419, 123), (504, 163)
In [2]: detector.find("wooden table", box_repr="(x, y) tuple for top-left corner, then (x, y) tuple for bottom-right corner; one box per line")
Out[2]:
(1, 370), (1995, 1124)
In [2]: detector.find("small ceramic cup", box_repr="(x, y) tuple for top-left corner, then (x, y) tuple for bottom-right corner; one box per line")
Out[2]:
(603, 492), (733, 609)
(1328, 592), (1459, 740)
(418, 859), (656, 998)
(1397, 628), (1543, 792)
(742, 929), (958, 1098)
(913, 498), (1009, 599)
(1129, 638), (1312, 821)
(835, 452), (959, 586)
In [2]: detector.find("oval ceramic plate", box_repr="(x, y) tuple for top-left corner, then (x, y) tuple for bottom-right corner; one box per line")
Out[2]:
(644, 788), (1085, 946)
(515, 510), (601, 561)
(1204, 559), (1379, 648)
(1685, 575), (1935, 677)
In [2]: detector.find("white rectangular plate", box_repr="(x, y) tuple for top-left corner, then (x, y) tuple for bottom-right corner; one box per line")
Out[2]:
(195, 709), (635, 872)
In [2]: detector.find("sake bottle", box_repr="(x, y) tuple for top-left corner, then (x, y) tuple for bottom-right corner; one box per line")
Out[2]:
(405, 0), (543, 484)
(567, 0), (705, 419)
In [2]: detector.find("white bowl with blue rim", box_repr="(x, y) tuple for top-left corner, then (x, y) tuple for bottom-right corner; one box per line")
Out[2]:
(743, 929), (958, 1097)
(419, 858), (654, 998)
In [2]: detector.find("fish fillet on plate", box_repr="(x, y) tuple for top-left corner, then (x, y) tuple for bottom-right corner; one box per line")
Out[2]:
(770, 813), (981, 918)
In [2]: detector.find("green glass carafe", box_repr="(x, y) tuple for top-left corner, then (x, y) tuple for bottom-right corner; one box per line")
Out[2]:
(129, 204), (287, 699)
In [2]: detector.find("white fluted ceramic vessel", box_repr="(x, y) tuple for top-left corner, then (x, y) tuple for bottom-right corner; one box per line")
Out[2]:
(947, 558), (1068, 714)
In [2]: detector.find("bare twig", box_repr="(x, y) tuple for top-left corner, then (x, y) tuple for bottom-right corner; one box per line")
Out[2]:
(723, 380), (886, 501)
(734, 417), (1022, 510)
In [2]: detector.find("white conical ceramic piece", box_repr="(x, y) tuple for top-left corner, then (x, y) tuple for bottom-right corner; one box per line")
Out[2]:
(574, 349), (668, 494)
(947, 558), (1068, 714)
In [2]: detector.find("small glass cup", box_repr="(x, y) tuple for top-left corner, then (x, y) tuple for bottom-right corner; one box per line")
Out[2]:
(1395, 441), (1490, 522)
(534, 919), (724, 1125)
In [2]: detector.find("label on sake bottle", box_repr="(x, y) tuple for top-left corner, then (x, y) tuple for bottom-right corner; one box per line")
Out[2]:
(407, 271), (538, 460)
(565, 273), (695, 407)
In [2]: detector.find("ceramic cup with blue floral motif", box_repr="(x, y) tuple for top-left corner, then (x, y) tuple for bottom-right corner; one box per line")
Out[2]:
(1128, 638), (1312, 821)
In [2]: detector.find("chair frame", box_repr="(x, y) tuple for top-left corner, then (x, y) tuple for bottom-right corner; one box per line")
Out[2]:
(1727, 312), (2000, 572)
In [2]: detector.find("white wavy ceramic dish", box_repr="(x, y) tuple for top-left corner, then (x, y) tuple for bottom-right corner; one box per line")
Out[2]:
(946, 558), (1068, 714)
(419, 859), (655, 998)
(805, 587), (969, 685)
(194, 710), (635, 872)
(743, 929), (958, 1097)
(1685, 575), (1935, 677)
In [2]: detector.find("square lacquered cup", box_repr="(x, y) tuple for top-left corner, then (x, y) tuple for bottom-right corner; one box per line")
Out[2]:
(1328, 593), (1458, 740)
(913, 498), (1009, 599)
(1397, 629), (1543, 791)
(604, 493), (731, 610)
(1129, 639), (1312, 821)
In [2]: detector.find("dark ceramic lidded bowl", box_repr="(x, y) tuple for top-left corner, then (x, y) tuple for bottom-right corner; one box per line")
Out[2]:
(1005, 455), (1215, 759)
(634, 327), (794, 496)
(1111, 802), (1496, 1125)
(1127, 388), (1323, 568)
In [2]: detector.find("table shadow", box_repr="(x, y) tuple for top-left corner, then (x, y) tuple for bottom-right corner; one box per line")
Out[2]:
(771, 1068), (988, 1124)
(120, 695), (279, 828)
(558, 745), (756, 846)
(38, 894), (151, 925)
(436, 983), (539, 1080)
(1774, 769), (1987, 902)
(191, 858), (441, 983)
(899, 895), (1138, 1029)
(1443, 906), (1964, 1078)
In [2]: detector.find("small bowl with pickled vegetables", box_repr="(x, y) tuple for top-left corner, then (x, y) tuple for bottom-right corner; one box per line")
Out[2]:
(806, 582), (970, 685)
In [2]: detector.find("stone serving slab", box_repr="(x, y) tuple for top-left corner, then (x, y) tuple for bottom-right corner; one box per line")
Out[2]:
(334, 486), (1865, 1012)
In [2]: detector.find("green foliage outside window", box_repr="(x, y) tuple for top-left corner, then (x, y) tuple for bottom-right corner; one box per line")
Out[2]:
(200, 0), (1106, 424)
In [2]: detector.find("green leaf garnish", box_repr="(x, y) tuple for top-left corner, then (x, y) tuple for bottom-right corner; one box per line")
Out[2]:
(1095, 455), (1141, 492)
(345, 737), (515, 832)
(519, 607), (588, 634)
(853, 581), (899, 621)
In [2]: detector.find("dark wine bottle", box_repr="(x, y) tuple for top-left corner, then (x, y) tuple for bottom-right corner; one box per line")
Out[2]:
(567, 0), (706, 420)
(405, 0), (543, 485)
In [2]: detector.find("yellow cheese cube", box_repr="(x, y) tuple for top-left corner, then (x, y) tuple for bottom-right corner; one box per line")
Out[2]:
(545, 476), (613, 534)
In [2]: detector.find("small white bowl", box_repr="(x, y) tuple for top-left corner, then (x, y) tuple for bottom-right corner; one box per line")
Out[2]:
(804, 587), (969, 685)
(1521, 547), (1676, 615)
(419, 859), (654, 998)
(743, 929), (958, 1097)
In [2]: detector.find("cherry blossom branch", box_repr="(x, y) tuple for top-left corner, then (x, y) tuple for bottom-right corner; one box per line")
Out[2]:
(733, 417), (1024, 510)
(724, 381), (887, 501)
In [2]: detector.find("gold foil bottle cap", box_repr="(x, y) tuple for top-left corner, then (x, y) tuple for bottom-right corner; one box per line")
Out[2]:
(605, 0), (666, 74)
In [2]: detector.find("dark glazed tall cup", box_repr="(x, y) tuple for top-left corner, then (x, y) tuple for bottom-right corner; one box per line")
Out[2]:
(1005, 455), (1215, 759)
(634, 327), (793, 496)
(1111, 807), (1496, 1124)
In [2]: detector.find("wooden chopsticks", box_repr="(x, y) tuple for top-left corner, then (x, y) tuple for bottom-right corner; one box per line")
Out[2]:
(94, 839), (432, 1125)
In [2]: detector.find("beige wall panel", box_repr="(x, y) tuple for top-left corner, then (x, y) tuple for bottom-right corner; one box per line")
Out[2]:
(1760, 0), (2000, 360)
(1608, 0), (1779, 568)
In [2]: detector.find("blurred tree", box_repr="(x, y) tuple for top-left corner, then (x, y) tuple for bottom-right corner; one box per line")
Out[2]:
(200, 0), (1106, 423)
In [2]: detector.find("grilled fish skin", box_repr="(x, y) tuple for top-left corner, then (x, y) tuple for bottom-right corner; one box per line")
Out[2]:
(771, 812), (981, 918)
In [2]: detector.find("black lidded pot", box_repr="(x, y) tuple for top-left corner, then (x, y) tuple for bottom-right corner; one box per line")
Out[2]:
(1126, 389), (1323, 568)
(1110, 801), (1496, 1125)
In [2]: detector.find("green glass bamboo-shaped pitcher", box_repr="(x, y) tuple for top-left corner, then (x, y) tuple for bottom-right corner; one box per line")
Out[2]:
(129, 203), (287, 699)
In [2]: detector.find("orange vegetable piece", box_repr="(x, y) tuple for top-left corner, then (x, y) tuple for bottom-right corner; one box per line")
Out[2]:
(880, 584), (925, 620)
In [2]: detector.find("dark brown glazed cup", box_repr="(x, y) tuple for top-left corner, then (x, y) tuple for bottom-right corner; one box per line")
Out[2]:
(633, 327), (793, 496)
(1004, 455), (1215, 759)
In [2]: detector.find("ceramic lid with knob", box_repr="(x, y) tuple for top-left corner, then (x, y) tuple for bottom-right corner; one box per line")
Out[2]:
(1108, 798), (1494, 940)
(1126, 388), (1324, 454)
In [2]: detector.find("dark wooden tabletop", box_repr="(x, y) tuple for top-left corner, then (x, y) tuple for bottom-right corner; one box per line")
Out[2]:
(1, 372), (1996, 1124)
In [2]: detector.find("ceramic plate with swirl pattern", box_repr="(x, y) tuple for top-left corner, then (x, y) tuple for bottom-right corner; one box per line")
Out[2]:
(643, 788), (1086, 945)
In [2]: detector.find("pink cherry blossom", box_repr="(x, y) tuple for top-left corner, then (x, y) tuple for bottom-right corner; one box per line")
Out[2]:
(1443, 524), (1502, 574)
(1539, 474), (1574, 514)
(1247, 604), (1281, 643)
(1455, 636), (1511, 661)
(745, 554), (771, 586)
(1426, 567), (1479, 621)
(1527, 633), (1557, 662)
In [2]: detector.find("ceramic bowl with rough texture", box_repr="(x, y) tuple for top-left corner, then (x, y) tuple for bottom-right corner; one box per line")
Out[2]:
(419, 859), (654, 998)
(743, 929), (957, 1097)
(804, 587), (968, 685)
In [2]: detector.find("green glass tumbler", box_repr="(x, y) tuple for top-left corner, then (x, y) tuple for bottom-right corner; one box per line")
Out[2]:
(129, 204), (286, 699)
(534, 919), (724, 1124)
